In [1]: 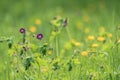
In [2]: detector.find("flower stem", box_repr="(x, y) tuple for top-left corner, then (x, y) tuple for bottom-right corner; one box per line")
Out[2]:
(55, 35), (59, 57)
(66, 27), (72, 40)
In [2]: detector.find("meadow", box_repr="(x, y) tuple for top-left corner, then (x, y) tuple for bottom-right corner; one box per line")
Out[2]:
(0, 0), (120, 80)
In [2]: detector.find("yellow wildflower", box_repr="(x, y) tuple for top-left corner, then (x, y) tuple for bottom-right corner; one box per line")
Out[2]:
(70, 39), (76, 44)
(99, 26), (105, 33)
(75, 42), (81, 47)
(107, 33), (112, 38)
(84, 28), (90, 34)
(29, 26), (36, 33)
(92, 43), (99, 48)
(76, 22), (83, 30)
(88, 35), (95, 40)
(118, 39), (120, 43)
(97, 37), (105, 42)
(81, 51), (88, 56)
(35, 19), (42, 25)
(48, 49), (52, 55)
(70, 39), (81, 47)
(41, 67), (48, 73)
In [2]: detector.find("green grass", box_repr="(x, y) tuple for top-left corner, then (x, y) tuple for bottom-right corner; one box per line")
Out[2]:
(0, 0), (120, 80)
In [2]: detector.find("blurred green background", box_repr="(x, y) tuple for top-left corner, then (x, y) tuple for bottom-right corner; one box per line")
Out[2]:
(0, 0), (120, 34)
(0, 0), (120, 79)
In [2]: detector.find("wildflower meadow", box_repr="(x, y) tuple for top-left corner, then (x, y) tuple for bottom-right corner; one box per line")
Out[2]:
(0, 0), (120, 80)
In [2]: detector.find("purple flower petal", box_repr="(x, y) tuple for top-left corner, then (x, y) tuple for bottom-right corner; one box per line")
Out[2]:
(36, 33), (43, 40)
(20, 28), (26, 33)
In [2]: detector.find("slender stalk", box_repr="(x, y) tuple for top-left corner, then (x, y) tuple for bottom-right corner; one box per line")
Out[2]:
(66, 27), (72, 40)
(49, 71), (53, 80)
(111, 10), (115, 80)
(7, 57), (10, 80)
(55, 36), (59, 57)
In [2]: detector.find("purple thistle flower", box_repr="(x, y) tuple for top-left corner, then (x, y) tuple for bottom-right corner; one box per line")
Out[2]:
(20, 28), (26, 33)
(36, 33), (43, 40)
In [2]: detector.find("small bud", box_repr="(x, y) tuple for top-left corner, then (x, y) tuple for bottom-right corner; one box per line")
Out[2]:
(32, 34), (36, 37)
(23, 46), (27, 52)
(63, 17), (68, 27)
(7, 39), (13, 49)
